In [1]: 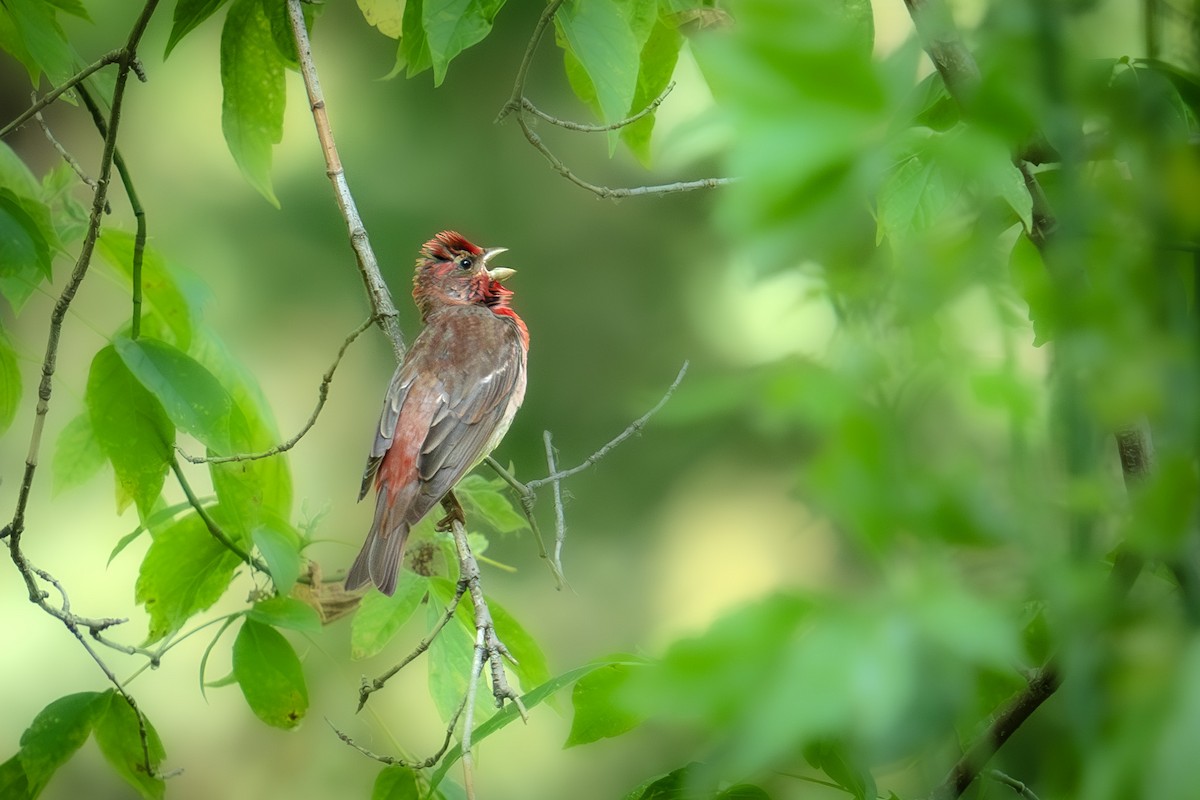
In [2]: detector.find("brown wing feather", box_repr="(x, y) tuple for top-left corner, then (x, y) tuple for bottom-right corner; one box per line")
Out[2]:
(349, 305), (526, 595)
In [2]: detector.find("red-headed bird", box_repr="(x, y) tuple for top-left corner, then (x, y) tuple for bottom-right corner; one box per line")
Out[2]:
(346, 231), (528, 596)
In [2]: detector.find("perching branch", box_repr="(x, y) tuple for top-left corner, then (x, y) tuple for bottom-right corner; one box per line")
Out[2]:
(498, 0), (733, 199)
(285, 0), (405, 362)
(178, 316), (375, 464)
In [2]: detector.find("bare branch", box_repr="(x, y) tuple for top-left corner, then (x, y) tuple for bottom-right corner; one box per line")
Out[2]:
(527, 360), (688, 489)
(285, 0), (405, 362)
(497, 0), (732, 198)
(334, 689), (467, 769)
(521, 81), (676, 132)
(34, 97), (99, 193)
(178, 316), (375, 464)
(0, 50), (123, 139)
(542, 431), (568, 584)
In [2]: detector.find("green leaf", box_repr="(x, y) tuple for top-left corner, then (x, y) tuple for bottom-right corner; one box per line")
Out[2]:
(135, 508), (243, 643)
(86, 345), (174, 520)
(429, 659), (630, 792)
(97, 231), (196, 351)
(265, 0), (321, 68)
(109, 501), (196, 565)
(621, 16), (683, 164)
(52, 411), (107, 495)
(0, 756), (31, 800)
(358, 0), (405, 38)
(621, 763), (712, 800)
(1, 0), (75, 85)
(556, 0), (644, 150)
(0, 190), (53, 288)
(191, 328), (293, 519)
(876, 153), (960, 245)
(252, 519), (304, 594)
(220, 0), (286, 206)
(456, 474), (527, 534)
(17, 692), (103, 795)
(232, 618), (309, 729)
(351, 571), (429, 660)
(717, 786), (773, 800)
(396, 0), (432, 77)
(165, 0), (231, 57)
(0, 328), (19, 436)
(114, 336), (235, 454)
(249, 595), (322, 634)
(372, 766), (421, 800)
(1009, 232), (1054, 346)
(422, 0), (507, 86)
(565, 657), (649, 747)
(92, 691), (166, 800)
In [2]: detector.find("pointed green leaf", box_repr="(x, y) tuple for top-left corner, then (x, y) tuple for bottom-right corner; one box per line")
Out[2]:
(397, 0), (432, 77)
(556, 0), (649, 151)
(17, 692), (104, 795)
(425, 586), (490, 725)
(97, 232), (196, 351)
(249, 595), (322, 634)
(0, 755), (31, 800)
(620, 16), (682, 164)
(191, 329), (293, 519)
(233, 618), (309, 729)
(86, 345), (173, 520)
(456, 475), (527, 534)
(52, 411), (106, 494)
(485, 591), (551, 696)
(565, 657), (649, 747)
(429, 658), (635, 792)
(0, 328), (19, 436)
(109, 501), (197, 565)
(372, 765), (421, 800)
(252, 519), (304, 594)
(423, 0), (507, 86)
(0, 190), (53, 287)
(135, 508), (242, 643)
(92, 691), (166, 800)
(220, 0), (286, 205)
(165, 0), (230, 57)
(114, 336), (235, 454)
(351, 571), (429, 660)
(2, 0), (75, 85)
(876, 153), (960, 245)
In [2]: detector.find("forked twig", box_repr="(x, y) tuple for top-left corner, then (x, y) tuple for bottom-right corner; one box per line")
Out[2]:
(178, 316), (375, 465)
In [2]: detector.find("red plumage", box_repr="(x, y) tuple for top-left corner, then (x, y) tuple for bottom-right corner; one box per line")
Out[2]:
(346, 232), (528, 596)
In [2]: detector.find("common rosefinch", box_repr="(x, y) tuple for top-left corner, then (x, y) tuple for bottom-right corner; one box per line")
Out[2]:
(346, 231), (528, 596)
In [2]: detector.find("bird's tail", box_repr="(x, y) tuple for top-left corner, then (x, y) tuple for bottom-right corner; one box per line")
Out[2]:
(345, 489), (411, 596)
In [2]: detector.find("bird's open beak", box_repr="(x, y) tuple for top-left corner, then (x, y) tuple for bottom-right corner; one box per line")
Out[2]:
(481, 247), (515, 282)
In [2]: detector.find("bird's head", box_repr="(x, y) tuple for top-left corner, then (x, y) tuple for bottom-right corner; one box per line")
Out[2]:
(412, 231), (515, 319)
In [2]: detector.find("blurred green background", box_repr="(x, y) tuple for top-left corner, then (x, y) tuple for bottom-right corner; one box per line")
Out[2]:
(3, 0), (1194, 799)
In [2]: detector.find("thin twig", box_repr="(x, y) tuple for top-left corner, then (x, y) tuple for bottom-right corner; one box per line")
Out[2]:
(76, 85), (147, 339)
(34, 97), (99, 192)
(0, 50), (123, 139)
(988, 770), (1043, 800)
(521, 81), (675, 132)
(358, 580), (466, 711)
(169, 458), (268, 573)
(178, 316), (375, 464)
(484, 456), (563, 589)
(527, 361), (688, 490)
(459, 624), (487, 800)
(542, 431), (568, 583)
(333, 690), (467, 768)
(285, 0), (404, 362)
(498, 0), (732, 198)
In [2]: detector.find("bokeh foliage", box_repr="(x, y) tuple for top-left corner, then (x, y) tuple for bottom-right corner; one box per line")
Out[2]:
(2, 0), (1200, 799)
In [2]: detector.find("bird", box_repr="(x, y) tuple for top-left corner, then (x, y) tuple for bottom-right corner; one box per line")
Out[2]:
(346, 231), (528, 596)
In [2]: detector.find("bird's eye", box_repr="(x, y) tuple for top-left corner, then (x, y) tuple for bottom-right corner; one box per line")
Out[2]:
(457, 256), (474, 270)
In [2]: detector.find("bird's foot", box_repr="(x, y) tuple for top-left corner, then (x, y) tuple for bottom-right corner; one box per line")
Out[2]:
(435, 491), (466, 532)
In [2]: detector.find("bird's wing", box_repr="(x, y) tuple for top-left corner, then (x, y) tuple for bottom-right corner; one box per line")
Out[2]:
(360, 308), (526, 519)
